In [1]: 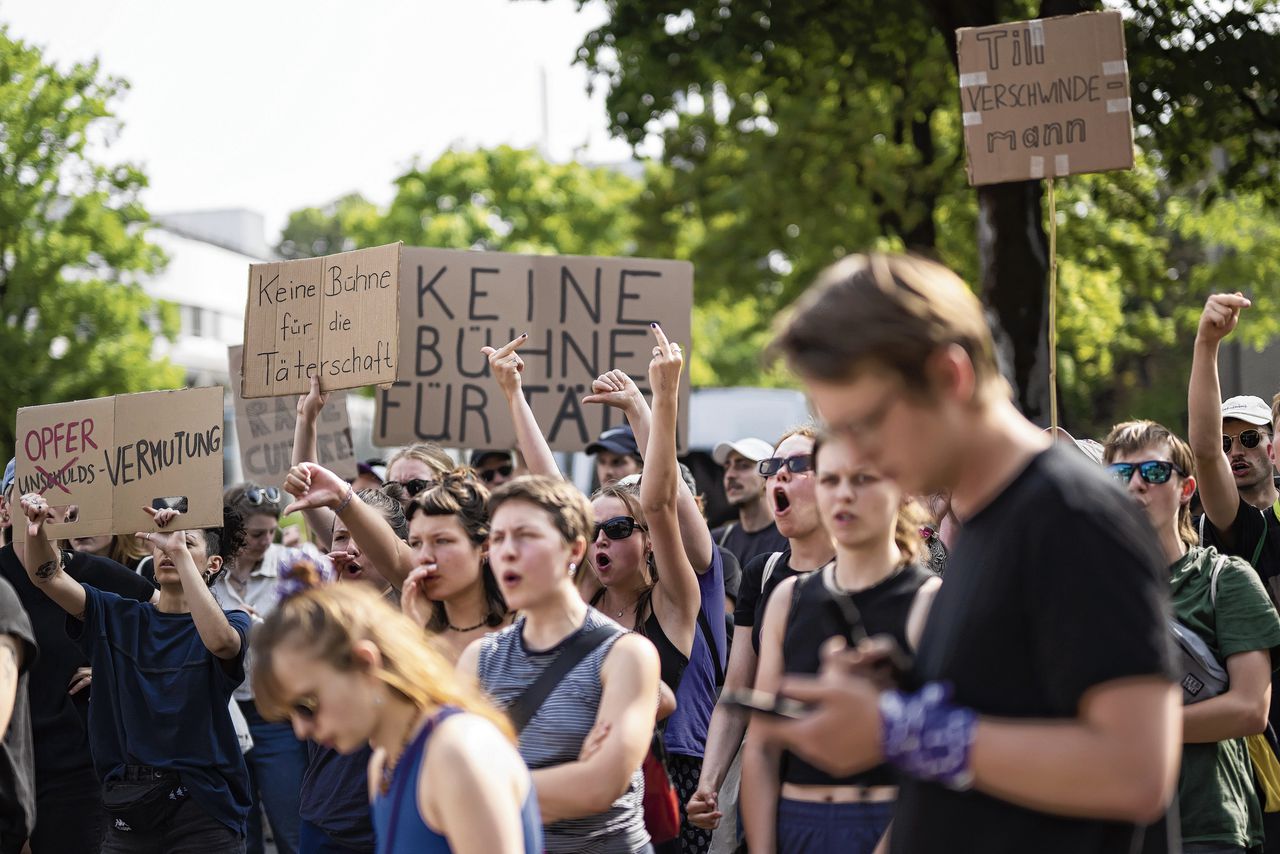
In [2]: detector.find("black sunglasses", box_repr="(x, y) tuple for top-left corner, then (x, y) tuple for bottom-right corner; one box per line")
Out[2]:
(480, 465), (514, 484)
(291, 694), (318, 721)
(245, 486), (281, 506)
(395, 478), (433, 497)
(593, 515), (645, 542)
(758, 454), (814, 477)
(1107, 460), (1186, 485)
(1223, 430), (1266, 454)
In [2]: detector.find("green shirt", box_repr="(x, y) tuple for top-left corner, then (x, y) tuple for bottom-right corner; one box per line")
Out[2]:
(1171, 545), (1280, 847)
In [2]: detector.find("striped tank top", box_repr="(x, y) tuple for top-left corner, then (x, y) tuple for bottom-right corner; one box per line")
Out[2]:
(477, 608), (650, 854)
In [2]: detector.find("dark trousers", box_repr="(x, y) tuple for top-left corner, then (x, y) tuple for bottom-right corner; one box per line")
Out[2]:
(32, 765), (107, 854)
(99, 795), (244, 854)
(299, 819), (372, 854)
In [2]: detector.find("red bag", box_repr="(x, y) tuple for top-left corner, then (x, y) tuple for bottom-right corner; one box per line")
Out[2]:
(642, 732), (681, 844)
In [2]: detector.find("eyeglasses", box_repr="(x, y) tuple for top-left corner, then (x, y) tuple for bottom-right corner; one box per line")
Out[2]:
(593, 515), (645, 541)
(480, 465), (513, 484)
(1223, 430), (1266, 454)
(395, 479), (433, 497)
(758, 454), (814, 477)
(245, 486), (281, 506)
(291, 694), (318, 721)
(1107, 460), (1186, 486)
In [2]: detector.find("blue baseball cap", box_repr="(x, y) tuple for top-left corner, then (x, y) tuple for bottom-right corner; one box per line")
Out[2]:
(586, 425), (640, 459)
(1, 459), (14, 496)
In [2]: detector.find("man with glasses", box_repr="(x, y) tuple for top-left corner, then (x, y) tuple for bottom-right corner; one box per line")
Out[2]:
(469, 449), (517, 488)
(711, 438), (788, 571)
(1188, 293), (1280, 853)
(756, 253), (1178, 854)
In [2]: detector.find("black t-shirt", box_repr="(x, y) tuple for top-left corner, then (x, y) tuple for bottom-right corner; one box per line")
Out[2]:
(713, 520), (789, 572)
(0, 545), (155, 781)
(718, 546), (742, 603)
(0, 574), (37, 840)
(893, 447), (1176, 854)
(736, 548), (833, 654)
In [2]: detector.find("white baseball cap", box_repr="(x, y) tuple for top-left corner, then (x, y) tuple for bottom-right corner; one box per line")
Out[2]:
(1221, 396), (1273, 427)
(713, 437), (775, 466)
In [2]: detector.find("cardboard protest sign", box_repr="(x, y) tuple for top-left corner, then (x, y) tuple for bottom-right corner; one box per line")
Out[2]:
(957, 11), (1133, 185)
(242, 242), (403, 398)
(12, 387), (225, 539)
(228, 346), (357, 484)
(375, 248), (693, 452)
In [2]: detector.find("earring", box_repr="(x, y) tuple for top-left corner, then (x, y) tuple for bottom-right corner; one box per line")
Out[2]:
(568, 562), (577, 577)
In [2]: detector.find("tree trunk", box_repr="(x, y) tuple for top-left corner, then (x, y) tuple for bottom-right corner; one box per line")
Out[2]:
(977, 182), (1051, 422)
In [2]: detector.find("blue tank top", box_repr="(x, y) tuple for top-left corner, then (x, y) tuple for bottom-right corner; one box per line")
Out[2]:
(371, 707), (544, 854)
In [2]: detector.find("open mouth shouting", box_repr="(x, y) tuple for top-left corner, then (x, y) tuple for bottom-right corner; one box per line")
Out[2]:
(771, 486), (793, 519)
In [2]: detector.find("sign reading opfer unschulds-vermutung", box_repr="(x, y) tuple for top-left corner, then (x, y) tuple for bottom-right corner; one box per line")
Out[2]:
(242, 242), (403, 398)
(374, 248), (693, 452)
(956, 11), (1134, 186)
(12, 387), (225, 539)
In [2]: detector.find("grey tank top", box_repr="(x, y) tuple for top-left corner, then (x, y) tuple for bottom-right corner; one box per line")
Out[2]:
(477, 607), (650, 854)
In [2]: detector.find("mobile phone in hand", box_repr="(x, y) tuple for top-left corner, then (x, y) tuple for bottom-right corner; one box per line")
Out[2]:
(719, 688), (814, 720)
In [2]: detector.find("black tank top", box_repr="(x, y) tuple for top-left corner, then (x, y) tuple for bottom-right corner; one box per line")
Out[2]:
(591, 590), (689, 694)
(780, 561), (934, 787)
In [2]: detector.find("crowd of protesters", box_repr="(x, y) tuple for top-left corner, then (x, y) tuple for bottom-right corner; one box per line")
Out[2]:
(0, 254), (1277, 854)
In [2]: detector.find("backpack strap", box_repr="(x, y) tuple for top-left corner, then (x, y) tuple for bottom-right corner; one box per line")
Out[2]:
(696, 609), (724, 686)
(1252, 509), (1269, 568)
(1210, 553), (1229, 610)
(717, 522), (736, 548)
(761, 551), (785, 592)
(507, 624), (618, 733)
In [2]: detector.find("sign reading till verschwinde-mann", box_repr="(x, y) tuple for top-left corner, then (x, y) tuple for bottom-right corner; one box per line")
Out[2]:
(242, 242), (403, 398)
(13, 386), (225, 539)
(375, 248), (693, 452)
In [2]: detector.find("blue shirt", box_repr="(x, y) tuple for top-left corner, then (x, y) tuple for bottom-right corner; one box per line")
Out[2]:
(70, 584), (253, 834)
(665, 548), (727, 758)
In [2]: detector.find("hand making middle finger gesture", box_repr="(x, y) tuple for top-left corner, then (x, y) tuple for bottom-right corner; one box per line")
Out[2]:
(647, 322), (683, 399)
(481, 333), (528, 399)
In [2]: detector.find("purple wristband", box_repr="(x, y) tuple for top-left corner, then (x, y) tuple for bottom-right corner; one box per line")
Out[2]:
(879, 681), (977, 790)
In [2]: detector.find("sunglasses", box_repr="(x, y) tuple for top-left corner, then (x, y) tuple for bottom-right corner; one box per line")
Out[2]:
(395, 479), (433, 497)
(480, 465), (514, 484)
(245, 486), (281, 506)
(1223, 430), (1267, 454)
(758, 454), (814, 477)
(593, 515), (646, 542)
(291, 694), (318, 721)
(1107, 460), (1187, 486)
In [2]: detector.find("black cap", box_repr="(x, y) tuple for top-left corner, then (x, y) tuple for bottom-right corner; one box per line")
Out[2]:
(586, 425), (640, 458)
(470, 449), (514, 467)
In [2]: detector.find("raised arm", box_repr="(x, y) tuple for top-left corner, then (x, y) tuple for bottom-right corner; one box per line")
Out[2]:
(530, 633), (659, 823)
(137, 508), (241, 659)
(1190, 293), (1252, 537)
(16, 494), (86, 619)
(284, 462), (415, 589)
(641, 324), (700, 635)
(582, 369), (714, 573)
(291, 374), (336, 549)
(483, 334), (560, 478)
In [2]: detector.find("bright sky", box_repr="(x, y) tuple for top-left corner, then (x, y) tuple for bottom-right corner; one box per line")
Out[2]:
(0, 0), (639, 242)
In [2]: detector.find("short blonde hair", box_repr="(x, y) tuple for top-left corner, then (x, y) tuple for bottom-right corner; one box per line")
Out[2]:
(387, 443), (454, 480)
(1102, 420), (1197, 548)
(488, 475), (594, 547)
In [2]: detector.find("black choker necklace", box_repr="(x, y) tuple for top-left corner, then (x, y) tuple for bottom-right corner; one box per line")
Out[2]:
(446, 619), (486, 632)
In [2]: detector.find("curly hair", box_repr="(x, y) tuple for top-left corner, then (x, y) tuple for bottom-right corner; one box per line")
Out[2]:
(199, 504), (246, 588)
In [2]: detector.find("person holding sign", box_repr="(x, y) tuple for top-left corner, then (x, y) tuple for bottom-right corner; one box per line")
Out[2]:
(16, 495), (252, 853)
(756, 253), (1179, 853)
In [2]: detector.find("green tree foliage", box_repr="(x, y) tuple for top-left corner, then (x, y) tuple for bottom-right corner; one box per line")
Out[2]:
(0, 27), (180, 455)
(543, 0), (1280, 430)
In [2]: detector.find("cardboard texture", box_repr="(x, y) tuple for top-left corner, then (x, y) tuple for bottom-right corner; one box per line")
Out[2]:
(12, 387), (225, 539)
(242, 242), (403, 398)
(375, 247), (694, 452)
(228, 345), (357, 484)
(957, 11), (1133, 185)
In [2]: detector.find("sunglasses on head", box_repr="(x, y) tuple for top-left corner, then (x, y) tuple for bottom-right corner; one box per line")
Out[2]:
(480, 465), (514, 484)
(1107, 460), (1186, 485)
(395, 479), (433, 497)
(291, 694), (318, 721)
(593, 515), (645, 542)
(758, 454), (814, 477)
(245, 486), (281, 506)
(1223, 430), (1267, 454)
